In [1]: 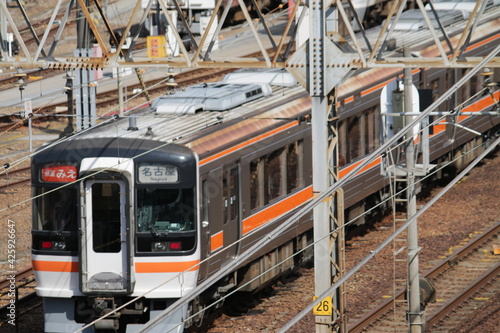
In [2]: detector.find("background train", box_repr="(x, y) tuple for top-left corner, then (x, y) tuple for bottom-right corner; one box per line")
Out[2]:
(31, 4), (499, 333)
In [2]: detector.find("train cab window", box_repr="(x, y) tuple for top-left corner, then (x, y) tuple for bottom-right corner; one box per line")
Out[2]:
(33, 187), (78, 232)
(136, 187), (196, 254)
(136, 188), (195, 233)
(32, 186), (78, 253)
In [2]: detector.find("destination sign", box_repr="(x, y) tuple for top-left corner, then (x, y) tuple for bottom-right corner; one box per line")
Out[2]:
(138, 165), (178, 183)
(42, 165), (78, 182)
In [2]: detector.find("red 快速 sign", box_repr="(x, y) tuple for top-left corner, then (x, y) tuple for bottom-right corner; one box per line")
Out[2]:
(42, 165), (78, 182)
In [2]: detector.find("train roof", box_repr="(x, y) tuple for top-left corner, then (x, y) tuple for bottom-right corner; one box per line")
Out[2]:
(61, 69), (310, 160)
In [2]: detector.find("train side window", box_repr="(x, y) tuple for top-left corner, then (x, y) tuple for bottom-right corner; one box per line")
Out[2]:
(354, 93), (362, 105)
(429, 78), (440, 102)
(250, 158), (264, 210)
(229, 166), (239, 221)
(223, 165), (239, 223)
(265, 148), (285, 204)
(347, 115), (362, 163)
(201, 180), (209, 223)
(459, 69), (472, 103)
(338, 120), (347, 167)
(470, 72), (481, 97)
(222, 176), (228, 224)
(287, 140), (303, 192)
(364, 105), (380, 154)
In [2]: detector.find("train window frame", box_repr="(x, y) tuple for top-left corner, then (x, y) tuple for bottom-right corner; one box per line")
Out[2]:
(90, 182), (122, 253)
(135, 185), (197, 255)
(135, 186), (196, 233)
(264, 147), (286, 205)
(249, 140), (305, 213)
(31, 184), (79, 254)
(346, 115), (362, 164)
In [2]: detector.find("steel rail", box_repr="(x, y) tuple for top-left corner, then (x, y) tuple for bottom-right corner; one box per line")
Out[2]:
(348, 223), (499, 333)
(427, 263), (499, 328)
(0, 267), (34, 291)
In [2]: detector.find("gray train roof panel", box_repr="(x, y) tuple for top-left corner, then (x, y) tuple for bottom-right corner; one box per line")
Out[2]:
(66, 71), (307, 148)
(385, 9), (463, 31)
(152, 82), (272, 114)
(222, 68), (298, 87)
(426, 1), (500, 18)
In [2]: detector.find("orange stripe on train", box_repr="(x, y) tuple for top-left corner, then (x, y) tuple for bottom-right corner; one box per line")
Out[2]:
(32, 260), (79, 272)
(242, 186), (313, 235)
(200, 121), (298, 166)
(135, 260), (200, 273)
(210, 231), (224, 252)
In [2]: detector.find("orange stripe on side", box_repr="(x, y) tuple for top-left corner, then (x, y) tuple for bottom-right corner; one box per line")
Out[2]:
(339, 156), (382, 179)
(135, 260), (200, 273)
(242, 186), (313, 235)
(32, 260), (79, 273)
(210, 231), (224, 252)
(200, 121), (298, 166)
(431, 91), (500, 136)
(465, 33), (500, 52)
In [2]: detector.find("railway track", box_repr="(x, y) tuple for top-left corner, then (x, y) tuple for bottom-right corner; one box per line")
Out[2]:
(0, 166), (31, 191)
(0, 267), (39, 328)
(348, 222), (500, 332)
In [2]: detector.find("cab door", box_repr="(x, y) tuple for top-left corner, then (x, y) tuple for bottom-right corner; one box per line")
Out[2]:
(222, 164), (240, 263)
(81, 180), (130, 294)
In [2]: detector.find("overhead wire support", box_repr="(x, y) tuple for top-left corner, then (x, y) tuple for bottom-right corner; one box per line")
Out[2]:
(1, 0), (499, 69)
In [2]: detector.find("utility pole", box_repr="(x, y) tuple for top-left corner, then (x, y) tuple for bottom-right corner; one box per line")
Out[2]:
(75, 0), (96, 131)
(0, 0), (6, 59)
(404, 46), (423, 333)
(310, 2), (346, 332)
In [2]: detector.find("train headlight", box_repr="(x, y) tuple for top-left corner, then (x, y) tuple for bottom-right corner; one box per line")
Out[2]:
(152, 242), (168, 252)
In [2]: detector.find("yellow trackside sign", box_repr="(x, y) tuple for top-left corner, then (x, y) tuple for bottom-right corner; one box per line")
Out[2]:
(313, 296), (333, 316)
(147, 36), (167, 58)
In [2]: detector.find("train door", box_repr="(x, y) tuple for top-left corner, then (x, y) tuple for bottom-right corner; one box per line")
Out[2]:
(222, 164), (240, 263)
(81, 180), (130, 294)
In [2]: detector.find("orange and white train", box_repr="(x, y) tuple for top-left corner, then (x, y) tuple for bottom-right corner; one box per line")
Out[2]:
(31, 4), (499, 332)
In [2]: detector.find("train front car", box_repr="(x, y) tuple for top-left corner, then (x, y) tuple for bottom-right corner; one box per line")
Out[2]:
(31, 139), (199, 332)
